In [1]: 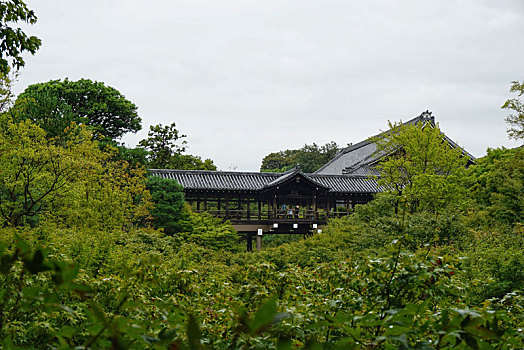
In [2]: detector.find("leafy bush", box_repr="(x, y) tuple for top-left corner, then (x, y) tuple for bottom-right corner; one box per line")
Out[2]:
(467, 147), (524, 225)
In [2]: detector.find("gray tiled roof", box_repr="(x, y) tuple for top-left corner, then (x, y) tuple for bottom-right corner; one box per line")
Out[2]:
(307, 174), (380, 193)
(149, 169), (379, 193)
(150, 169), (279, 191)
(315, 111), (475, 175)
(315, 141), (379, 175)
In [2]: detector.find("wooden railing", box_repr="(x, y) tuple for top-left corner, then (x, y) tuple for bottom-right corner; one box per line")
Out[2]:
(194, 208), (351, 222)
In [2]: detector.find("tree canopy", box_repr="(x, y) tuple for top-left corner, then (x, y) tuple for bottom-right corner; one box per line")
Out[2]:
(16, 78), (141, 141)
(467, 147), (524, 225)
(0, 115), (151, 228)
(139, 122), (217, 170)
(372, 121), (469, 216)
(260, 141), (339, 173)
(0, 0), (41, 74)
(146, 176), (186, 235)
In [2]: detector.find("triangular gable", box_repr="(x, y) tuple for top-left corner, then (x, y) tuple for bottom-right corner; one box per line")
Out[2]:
(262, 166), (329, 191)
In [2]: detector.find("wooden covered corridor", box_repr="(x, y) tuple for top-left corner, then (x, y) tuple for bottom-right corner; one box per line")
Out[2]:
(150, 166), (379, 251)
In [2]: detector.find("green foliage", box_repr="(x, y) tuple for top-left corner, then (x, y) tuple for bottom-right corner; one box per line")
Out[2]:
(176, 209), (242, 252)
(0, 117), (152, 230)
(0, 0), (41, 74)
(2, 230), (522, 349)
(0, 119), (88, 226)
(467, 147), (524, 225)
(139, 123), (217, 170)
(16, 78), (141, 141)
(170, 153), (217, 171)
(139, 123), (187, 168)
(373, 121), (469, 217)
(260, 142), (339, 173)
(115, 145), (149, 168)
(146, 175), (187, 235)
(11, 88), (78, 140)
(0, 70), (15, 112)
(502, 80), (524, 141)
(462, 226), (524, 303)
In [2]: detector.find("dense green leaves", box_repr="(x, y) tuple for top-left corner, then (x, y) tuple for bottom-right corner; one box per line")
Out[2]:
(468, 147), (524, 224)
(139, 123), (187, 168)
(372, 121), (469, 217)
(139, 123), (217, 170)
(261, 142), (339, 173)
(3, 229), (522, 348)
(12, 88), (78, 140)
(146, 176), (187, 235)
(0, 0), (41, 74)
(16, 78), (141, 141)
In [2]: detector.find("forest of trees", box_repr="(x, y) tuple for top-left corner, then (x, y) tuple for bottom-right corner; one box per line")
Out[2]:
(0, 1), (523, 349)
(260, 141), (340, 173)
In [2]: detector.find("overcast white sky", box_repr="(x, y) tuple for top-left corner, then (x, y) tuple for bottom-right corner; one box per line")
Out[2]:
(13, 0), (524, 171)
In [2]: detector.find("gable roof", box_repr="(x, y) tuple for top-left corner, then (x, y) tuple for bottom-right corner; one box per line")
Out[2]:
(315, 111), (475, 176)
(262, 166), (330, 191)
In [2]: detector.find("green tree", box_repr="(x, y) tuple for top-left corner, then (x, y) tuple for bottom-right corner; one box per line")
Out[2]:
(115, 145), (149, 168)
(0, 118), (96, 226)
(468, 147), (524, 225)
(502, 80), (524, 141)
(260, 141), (339, 173)
(11, 89), (77, 140)
(260, 149), (298, 172)
(0, 0), (41, 74)
(294, 142), (339, 173)
(16, 78), (141, 141)
(146, 176), (187, 235)
(139, 123), (217, 170)
(170, 153), (217, 170)
(139, 123), (187, 168)
(0, 113), (152, 229)
(372, 121), (469, 217)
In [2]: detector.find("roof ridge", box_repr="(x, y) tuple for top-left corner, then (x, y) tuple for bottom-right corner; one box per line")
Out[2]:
(309, 173), (373, 179)
(340, 112), (431, 154)
(148, 169), (281, 176)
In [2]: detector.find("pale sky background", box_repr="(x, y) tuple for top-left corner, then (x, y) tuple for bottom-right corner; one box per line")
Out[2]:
(13, 0), (524, 171)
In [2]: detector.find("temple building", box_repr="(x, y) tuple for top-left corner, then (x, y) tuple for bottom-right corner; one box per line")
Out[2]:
(149, 111), (474, 251)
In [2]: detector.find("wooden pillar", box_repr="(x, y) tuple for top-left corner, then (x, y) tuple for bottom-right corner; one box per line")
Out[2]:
(203, 196), (207, 212)
(313, 195), (318, 220)
(247, 234), (252, 252)
(258, 200), (262, 221)
(256, 235), (262, 251)
(272, 196), (277, 219)
(196, 195), (200, 212)
(225, 198), (229, 219)
(247, 198), (251, 220)
(218, 198), (221, 216)
(326, 199), (330, 218)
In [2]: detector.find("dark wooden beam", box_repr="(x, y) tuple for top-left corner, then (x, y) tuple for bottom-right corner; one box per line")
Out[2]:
(247, 234), (252, 252)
